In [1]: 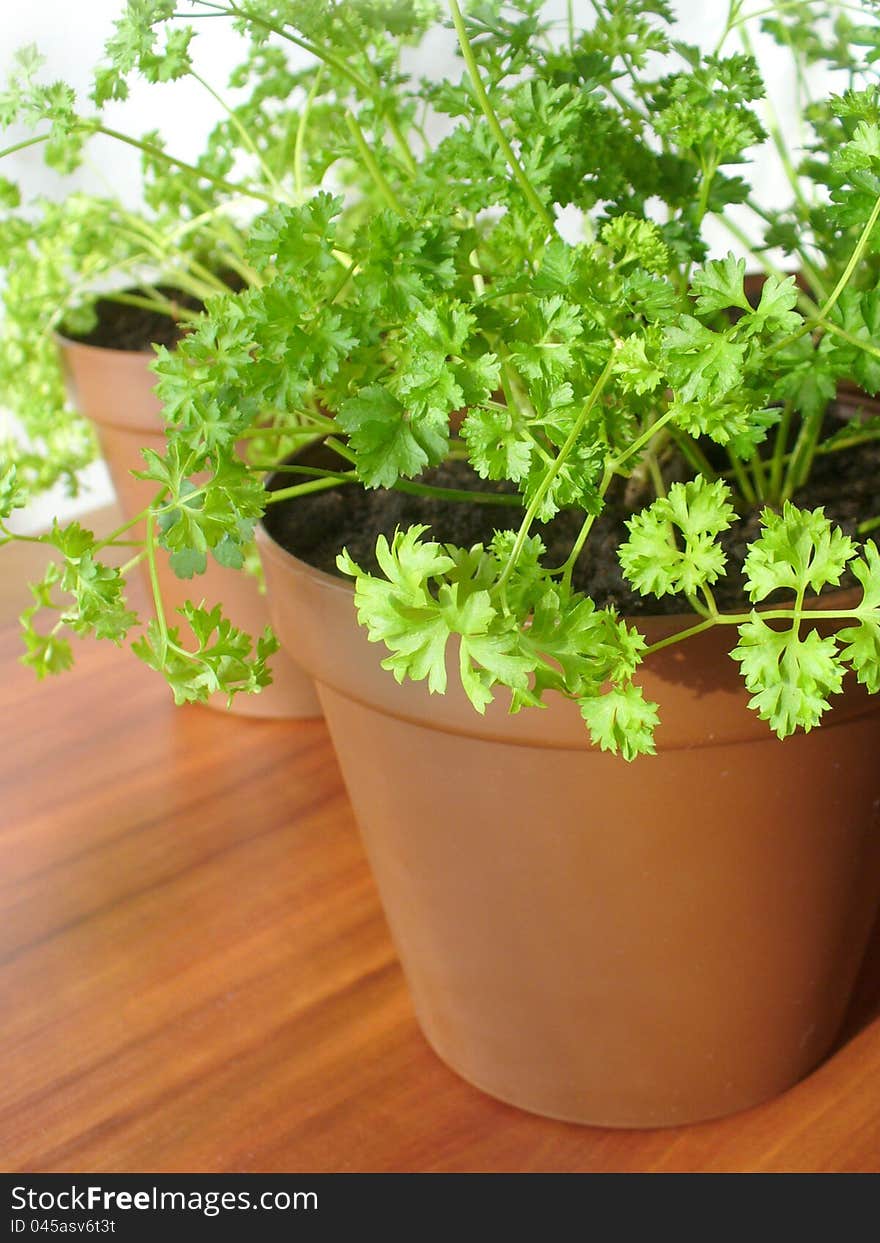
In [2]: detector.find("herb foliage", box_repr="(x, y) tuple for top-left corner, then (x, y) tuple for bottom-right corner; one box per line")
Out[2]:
(7, 0), (880, 745)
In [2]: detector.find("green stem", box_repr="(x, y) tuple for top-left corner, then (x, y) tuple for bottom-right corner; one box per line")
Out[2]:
(643, 617), (717, 655)
(558, 464), (613, 588)
(727, 450), (758, 506)
(497, 355), (616, 591)
(191, 70), (287, 198)
(223, 3), (373, 93)
(667, 428), (719, 481)
(749, 448), (768, 501)
(294, 64), (324, 200)
(768, 192), (880, 361)
(608, 408), (675, 473)
(768, 399), (794, 499)
(820, 318), (880, 363)
(0, 132), (51, 161)
(253, 461), (522, 507)
(265, 474), (358, 504)
(145, 513), (168, 655)
(643, 602), (866, 657)
(95, 125), (277, 206)
(448, 0), (554, 232)
(344, 111), (407, 217)
(102, 290), (200, 321)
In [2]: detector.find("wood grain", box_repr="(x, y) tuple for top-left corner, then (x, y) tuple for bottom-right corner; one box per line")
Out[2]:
(1, 618), (879, 1173)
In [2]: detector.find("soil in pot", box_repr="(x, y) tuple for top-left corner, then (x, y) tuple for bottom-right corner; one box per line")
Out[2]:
(262, 411), (880, 617)
(62, 286), (205, 352)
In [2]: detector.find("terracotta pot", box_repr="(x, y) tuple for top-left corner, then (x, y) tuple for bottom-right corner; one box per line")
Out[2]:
(257, 520), (880, 1127)
(58, 336), (320, 720)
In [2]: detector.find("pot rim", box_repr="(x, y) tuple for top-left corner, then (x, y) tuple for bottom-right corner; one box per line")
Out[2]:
(55, 329), (157, 361)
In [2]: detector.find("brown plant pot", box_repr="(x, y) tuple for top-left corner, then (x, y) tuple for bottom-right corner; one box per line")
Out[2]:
(257, 520), (880, 1127)
(59, 337), (320, 720)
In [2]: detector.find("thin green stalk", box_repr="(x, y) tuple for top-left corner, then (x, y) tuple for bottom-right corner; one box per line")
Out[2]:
(448, 0), (554, 232)
(727, 450), (758, 506)
(749, 448), (768, 501)
(94, 506), (161, 552)
(667, 427), (719, 482)
(643, 602), (866, 658)
(118, 550), (147, 576)
(816, 192), (880, 319)
(608, 408), (675, 473)
(393, 479), (520, 507)
(0, 132), (51, 161)
(252, 461), (522, 506)
(768, 192), (880, 362)
(144, 513), (168, 655)
(768, 399), (794, 499)
(191, 70), (287, 198)
(643, 616), (717, 655)
(683, 156), (717, 288)
(223, 3), (373, 93)
(386, 116), (418, 177)
(265, 474), (358, 504)
(344, 111), (408, 217)
(95, 125), (277, 206)
(558, 464), (613, 588)
(497, 355), (616, 592)
(820, 318), (880, 363)
(294, 64), (325, 200)
(102, 290), (200, 321)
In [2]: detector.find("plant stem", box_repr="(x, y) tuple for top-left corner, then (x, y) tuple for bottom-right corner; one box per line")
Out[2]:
(223, 3), (373, 93)
(102, 290), (200, 321)
(608, 408), (675, 473)
(294, 65), (324, 200)
(768, 399), (794, 498)
(497, 355), (616, 591)
(144, 513), (168, 656)
(558, 465), (613, 588)
(0, 132), (51, 161)
(190, 70), (287, 198)
(94, 125), (277, 206)
(344, 111), (408, 217)
(727, 450), (758, 506)
(264, 474), (358, 504)
(643, 601), (866, 657)
(643, 617), (717, 655)
(448, 0), (554, 232)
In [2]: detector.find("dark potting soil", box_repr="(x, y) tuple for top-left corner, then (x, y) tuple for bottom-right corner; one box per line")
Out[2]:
(63, 286), (207, 351)
(263, 408), (880, 616)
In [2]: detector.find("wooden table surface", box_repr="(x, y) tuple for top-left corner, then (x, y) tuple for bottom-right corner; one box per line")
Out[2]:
(1, 608), (879, 1173)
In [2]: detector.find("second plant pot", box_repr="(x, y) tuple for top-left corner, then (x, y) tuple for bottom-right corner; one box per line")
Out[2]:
(59, 336), (320, 720)
(257, 517), (880, 1129)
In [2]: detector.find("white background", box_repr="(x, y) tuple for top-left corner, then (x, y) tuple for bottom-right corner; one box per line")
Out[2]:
(1, 0), (831, 530)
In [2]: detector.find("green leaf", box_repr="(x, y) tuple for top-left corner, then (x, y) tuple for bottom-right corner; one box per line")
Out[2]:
(579, 684), (661, 760)
(0, 467), (26, 521)
(132, 603), (279, 707)
(337, 386), (448, 488)
(742, 502), (855, 602)
(462, 405), (533, 482)
(731, 616), (844, 738)
(663, 316), (746, 403)
(620, 477), (737, 598)
(690, 253), (750, 316)
(838, 541), (880, 692)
